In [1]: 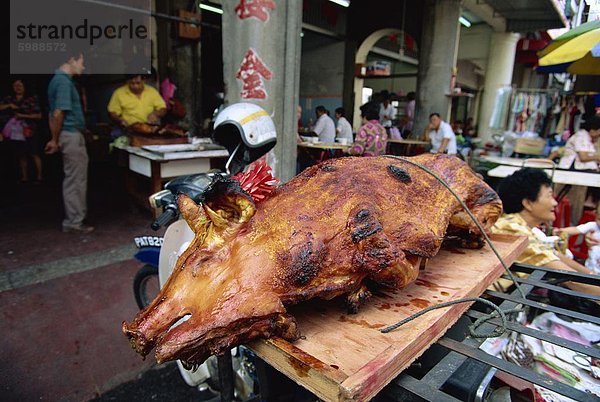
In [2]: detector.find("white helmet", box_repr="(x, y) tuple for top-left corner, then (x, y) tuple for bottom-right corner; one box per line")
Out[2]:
(213, 103), (277, 174)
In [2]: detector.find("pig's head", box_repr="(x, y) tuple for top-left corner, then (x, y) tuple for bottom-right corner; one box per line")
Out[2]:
(122, 178), (297, 365)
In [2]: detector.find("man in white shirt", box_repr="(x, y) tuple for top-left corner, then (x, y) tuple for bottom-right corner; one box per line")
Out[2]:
(334, 107), (353, 142)
(379, 96), (395, 128)
(424, 112), (457, 155)
(312, 105), (336, 143)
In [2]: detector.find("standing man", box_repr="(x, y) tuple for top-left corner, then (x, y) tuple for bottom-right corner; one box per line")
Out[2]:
(312, 105), (335, 143)
(334, 107), (353, 143)
(379, 94), (395, 129)
(45, 51), (94, 233)
(424, 113), (457, 155)
(108, 74), (167, 127)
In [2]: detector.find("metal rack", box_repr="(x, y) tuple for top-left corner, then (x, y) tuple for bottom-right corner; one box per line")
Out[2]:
(380, 262), (600, 402)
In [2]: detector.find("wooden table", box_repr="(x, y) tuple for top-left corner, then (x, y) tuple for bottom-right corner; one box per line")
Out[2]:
(248, 234), (527, 401)
(114, 144), (229, 208)
(298, 142), (350, 163)
(387, 139), (431, 146)
(487, 165), (600, 188)
(298, 142), (350, 151)
(386, 139), (430, 156)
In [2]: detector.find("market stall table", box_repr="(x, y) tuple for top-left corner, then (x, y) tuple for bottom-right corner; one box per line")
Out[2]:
(480, 156), (565, 168)
(114, 144), (229, 209)
(386, 138), (430, 156)
(297, 141), (350, 162)
(248, 234), (528, 401)
(487, 165), (600, 187)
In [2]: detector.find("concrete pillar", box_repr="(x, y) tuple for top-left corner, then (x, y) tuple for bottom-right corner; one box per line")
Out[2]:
(222, 0), (302, 182)
(342, 40), (357, 126)
(172, 44), (201, 133)
(414, 0), (461, 138)
(172, 0), (202, 134)
(477, 32), (520, 142)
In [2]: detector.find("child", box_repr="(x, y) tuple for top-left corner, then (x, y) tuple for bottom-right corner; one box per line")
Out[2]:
(554, 208), (600, 274)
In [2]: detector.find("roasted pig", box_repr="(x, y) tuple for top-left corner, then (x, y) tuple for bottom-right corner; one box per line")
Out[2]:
(129, 122), (159, 135)
(123, 154), (502, 366)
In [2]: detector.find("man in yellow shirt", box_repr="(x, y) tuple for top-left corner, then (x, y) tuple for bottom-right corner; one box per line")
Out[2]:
(107, 74), (167, 127)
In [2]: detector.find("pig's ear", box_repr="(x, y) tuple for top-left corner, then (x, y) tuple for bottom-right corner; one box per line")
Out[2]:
(204, 179), (256, 226)
(178, 194), (211, 233)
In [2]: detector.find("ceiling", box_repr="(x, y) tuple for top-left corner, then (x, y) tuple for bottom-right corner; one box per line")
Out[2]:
(484, 0), (568, 32)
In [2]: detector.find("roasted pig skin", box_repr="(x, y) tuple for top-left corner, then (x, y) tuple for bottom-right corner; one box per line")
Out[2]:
(123, 154), (502, 365)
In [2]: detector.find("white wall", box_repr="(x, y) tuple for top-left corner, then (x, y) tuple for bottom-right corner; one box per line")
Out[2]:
(457, 24), (493, 72)
(456, 59), (481, 90)
(363, 77), (416, 95)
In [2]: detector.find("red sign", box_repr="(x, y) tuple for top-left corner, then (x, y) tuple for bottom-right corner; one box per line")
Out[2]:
(236, 48), (273, 100)
(235, 0), (276, 22)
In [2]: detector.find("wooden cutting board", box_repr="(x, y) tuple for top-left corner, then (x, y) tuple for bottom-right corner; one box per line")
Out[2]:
(248, 234), (528, 401)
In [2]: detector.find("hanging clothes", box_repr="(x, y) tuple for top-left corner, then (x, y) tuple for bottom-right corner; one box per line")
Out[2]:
(555, 98), (567, 134)
(490, 87), (512, 129)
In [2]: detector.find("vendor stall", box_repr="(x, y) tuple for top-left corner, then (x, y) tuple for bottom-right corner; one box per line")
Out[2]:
(297, 141), (350, 163)
(386, 138), (430, 156)
(487, 165), (600, 188)
(114, 143), (229, 209)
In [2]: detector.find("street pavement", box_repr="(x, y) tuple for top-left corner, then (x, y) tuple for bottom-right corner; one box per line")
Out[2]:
(0, 161), (194, 401)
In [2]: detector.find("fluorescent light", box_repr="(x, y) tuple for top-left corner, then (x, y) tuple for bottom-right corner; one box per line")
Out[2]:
(199, 3), (223, 14)
(329, 0), (350, 7)
(459, 16), (471, 27)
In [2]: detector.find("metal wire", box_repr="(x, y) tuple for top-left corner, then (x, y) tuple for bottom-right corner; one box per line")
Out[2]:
(380, 297), (520, 338)
(380, 155), (527, 337)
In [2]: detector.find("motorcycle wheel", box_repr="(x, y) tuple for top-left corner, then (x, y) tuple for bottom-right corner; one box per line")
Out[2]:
(134, 264), (159, 309)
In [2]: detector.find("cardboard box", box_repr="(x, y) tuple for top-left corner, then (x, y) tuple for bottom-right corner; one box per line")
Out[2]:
(177, 10), (201, 40)
(514, 138), (546, 155)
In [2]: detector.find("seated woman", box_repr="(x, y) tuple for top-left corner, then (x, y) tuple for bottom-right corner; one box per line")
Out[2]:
(557, 115), (600, 229)
(558, 115), (600, 171)
(347, 102), (387, 157)
(492, 168), (599, 296)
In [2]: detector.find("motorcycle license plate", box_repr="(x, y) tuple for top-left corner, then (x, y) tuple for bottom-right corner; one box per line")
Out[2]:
(134, 236), (164, 248)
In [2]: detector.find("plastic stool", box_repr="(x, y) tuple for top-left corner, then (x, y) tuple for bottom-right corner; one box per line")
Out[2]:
(553, 196), (571, 229)
(568, 209), (596, 260)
